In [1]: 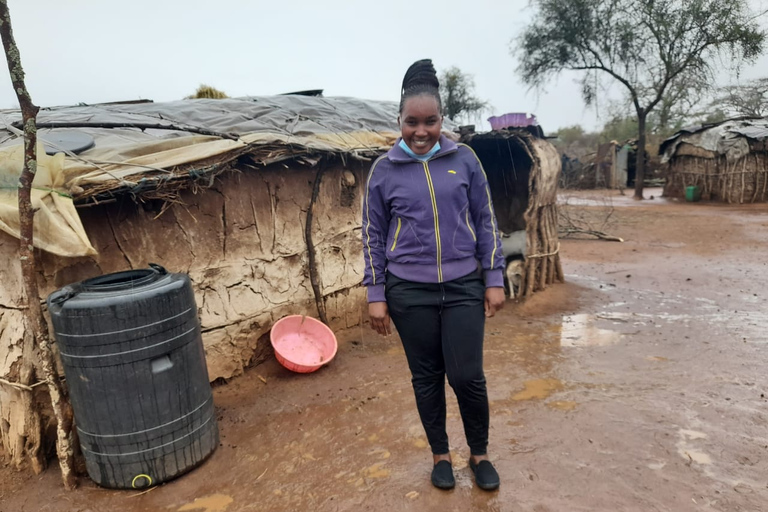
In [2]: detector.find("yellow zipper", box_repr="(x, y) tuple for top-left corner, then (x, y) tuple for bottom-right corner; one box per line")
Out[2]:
(422, 162), (443, 282)
(390, 217), (402, 251)
(465, 209), (476, 241)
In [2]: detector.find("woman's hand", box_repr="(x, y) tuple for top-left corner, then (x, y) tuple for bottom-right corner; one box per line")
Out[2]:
(368, 302), (392, 336)
(484, 287), (505, 318)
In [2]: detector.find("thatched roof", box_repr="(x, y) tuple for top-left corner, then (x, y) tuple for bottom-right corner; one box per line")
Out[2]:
(0, 95), (413, 257)
(0, 95), (407, 203)
(660, 117), (768, 163)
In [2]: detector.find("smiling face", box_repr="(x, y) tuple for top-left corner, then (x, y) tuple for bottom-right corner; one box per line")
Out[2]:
(399, 94), (443, 155)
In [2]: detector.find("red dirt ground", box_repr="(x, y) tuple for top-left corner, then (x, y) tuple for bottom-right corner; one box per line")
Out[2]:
(2, 188), (767, 512)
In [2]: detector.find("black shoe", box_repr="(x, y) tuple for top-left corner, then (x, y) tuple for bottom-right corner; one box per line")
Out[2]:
(469, 459), (500, 491)
(431, 460), (455, 489)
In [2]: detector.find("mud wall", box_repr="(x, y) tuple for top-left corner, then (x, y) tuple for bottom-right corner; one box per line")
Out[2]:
(1, 158), (368, 462)
(52, 159), (368, 380)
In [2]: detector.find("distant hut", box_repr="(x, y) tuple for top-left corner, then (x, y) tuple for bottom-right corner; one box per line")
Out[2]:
(562, 141), (634, 190)
(661, 118), (768, 203)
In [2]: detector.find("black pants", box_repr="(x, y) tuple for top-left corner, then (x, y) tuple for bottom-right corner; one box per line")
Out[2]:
(385, 271), (489, 456)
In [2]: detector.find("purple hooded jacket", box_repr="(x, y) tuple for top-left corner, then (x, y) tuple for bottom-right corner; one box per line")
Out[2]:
(363, 135), (504, 303)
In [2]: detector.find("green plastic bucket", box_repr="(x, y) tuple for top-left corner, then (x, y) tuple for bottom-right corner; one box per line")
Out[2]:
(685, 185), (701, 202)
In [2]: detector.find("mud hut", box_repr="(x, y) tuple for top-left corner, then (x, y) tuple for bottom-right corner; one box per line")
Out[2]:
(661, 118), (768, 203)
(0, 95), (403, 465)
(461, 129), (564, 297)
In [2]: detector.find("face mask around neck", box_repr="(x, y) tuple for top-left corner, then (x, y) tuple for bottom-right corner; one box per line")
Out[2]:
(399, 139), (441, 161)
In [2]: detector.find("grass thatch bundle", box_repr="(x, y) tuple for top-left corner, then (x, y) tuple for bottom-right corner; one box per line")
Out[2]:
(186, 84), (229, 99)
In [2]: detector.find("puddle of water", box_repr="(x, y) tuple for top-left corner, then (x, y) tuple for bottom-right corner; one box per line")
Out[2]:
(560, 314), (622, 347)
(512, 378), (563, 401)
(676, 429), (712, 465)
(680, 429), (707, 440)
(648, 242), (687, 248)
(601, 310), (736, 326)
(678, 448), (712, 465)
(177, 494), (234, 512)
(347, 477), (365, 487)
(361, 462), (390, 479)
(367, 448), (391, 459)
(452, 456), (469, 470)
(547, 400), (577, 411)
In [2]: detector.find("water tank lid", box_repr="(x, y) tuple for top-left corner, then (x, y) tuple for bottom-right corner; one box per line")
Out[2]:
(80, 263), (168, 292)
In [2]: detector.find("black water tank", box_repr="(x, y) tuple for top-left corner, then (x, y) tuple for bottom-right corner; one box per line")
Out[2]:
(47, 264), (219, 489)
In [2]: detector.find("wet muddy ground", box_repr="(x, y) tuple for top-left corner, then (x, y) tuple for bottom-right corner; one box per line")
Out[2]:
(2, 188), (767, 512)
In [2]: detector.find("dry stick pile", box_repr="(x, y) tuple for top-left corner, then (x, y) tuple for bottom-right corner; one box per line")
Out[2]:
(558, 193), (624, 242)
(72, 141), (382, 208)
(72, 150), (251, 206)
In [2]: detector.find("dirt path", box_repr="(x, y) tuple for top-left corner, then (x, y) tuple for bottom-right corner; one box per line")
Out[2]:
(2, 189), (767, 512)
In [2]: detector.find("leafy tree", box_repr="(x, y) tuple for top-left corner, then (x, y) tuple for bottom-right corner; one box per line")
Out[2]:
(650, 72), (711, 137)
(516, 0), (766, 199)
(702, 108), (728, 125)
(439, 67), (488, 123)
(552, 124), (597, 158)
(555, 124), (586, 145)
(599, 115), (639, 144)
(711, 77), (768, 118)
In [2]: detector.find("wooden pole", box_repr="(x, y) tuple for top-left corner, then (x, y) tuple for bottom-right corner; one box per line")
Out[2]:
(0, 1), (77, 489)
(305, 160), (328, 324)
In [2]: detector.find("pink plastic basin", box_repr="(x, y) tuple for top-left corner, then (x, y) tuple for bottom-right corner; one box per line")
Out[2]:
(270, 315), (338, 373)
(488, 112), (538, 131)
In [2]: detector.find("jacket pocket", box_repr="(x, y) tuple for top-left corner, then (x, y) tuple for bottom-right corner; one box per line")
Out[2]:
(451, 208), (477, 255)
(390, 217), (402, 252)
(465, 209), (477, 242)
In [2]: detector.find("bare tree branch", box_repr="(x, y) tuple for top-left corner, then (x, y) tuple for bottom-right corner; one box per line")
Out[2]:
(0, 0), (77, 490)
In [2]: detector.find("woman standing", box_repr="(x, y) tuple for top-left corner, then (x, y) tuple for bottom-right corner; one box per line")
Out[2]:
(362, 59), (505, 491)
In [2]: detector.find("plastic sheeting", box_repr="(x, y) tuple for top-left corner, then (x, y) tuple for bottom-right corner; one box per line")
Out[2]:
(0, 96), (402, 140)
(0, 143), (96, 257)
(660, 118), (768, 163)
(0, 95), (406, 257)
(0, 96), (404, 190)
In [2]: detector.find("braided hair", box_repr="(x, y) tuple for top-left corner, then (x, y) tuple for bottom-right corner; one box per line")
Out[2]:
(399, 59), (442, 114)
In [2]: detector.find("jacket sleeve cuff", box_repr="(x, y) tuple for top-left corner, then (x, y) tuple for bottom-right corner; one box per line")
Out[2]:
(367, 284), (386, 303)
(484, 269), (504, 288)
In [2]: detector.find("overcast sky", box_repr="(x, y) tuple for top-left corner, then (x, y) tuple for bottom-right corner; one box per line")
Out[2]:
(1, 0), (767, 133)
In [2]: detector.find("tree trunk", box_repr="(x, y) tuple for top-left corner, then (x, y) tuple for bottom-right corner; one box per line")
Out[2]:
(633, 111), (647, 200)
(0, 0), (77, 489)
